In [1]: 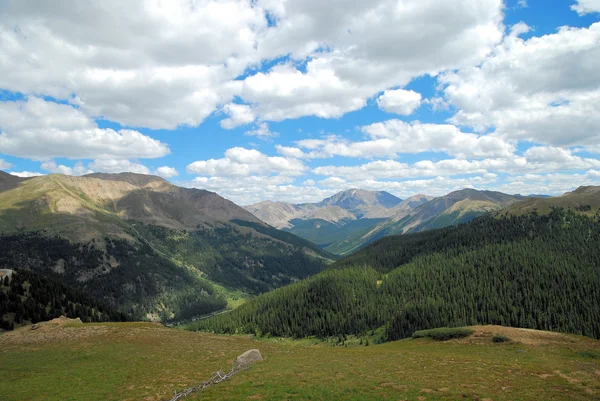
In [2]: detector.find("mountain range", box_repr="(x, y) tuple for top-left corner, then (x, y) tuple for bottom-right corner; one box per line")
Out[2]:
(2, 168), (598, 330)
(246, 188), (526, 255)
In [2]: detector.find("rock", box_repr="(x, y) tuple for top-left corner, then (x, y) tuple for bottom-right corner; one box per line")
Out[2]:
(49, 316), (83, 325)
(233, 349), (263, 370)
(30, 324), (41, 331)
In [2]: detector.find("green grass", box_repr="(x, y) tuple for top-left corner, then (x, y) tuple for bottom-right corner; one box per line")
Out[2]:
(1, 323), (599, 401)
(412, 327), (475, 341)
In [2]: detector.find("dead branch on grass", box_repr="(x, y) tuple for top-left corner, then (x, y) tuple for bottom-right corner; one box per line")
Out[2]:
(166, 363), (251, 401)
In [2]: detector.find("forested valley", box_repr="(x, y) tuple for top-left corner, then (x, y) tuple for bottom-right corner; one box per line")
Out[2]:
(193, 209), (600, 340)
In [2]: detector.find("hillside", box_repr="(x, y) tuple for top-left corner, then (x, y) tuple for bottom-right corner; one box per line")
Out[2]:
(1, 322), (599, 400)
(0, 269), (128, 331)
(196, 209), (600, 340)
(246, 189), (432, 255)
(501, 185), (600, 216)
(0, 172), (331, 324)
(351, 189), (525, 247)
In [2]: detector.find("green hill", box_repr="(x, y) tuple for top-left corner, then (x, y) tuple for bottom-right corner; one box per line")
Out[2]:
(0, 172), (331, 325)
(195, 208), (600, 340)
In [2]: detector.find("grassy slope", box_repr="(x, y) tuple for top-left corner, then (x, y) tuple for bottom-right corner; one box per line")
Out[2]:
(1, 322), (599, 401)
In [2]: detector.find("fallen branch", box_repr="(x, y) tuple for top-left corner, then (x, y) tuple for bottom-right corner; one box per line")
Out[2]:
(167, 363), (251, 401)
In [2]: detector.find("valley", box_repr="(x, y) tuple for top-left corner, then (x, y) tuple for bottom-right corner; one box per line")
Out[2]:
(0, 172), (331, 327)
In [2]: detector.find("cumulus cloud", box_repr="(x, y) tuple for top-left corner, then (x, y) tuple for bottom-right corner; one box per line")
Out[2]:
(236, 0), (503, 122)
(155, 166), (179, 178)
(187, 147), (306, 177)
(244, 122), (278, 140)
(377, 89), (422, 115)
(88, 159), (151, 174)
(220, 103), (256, 129)
(0, 97), (170, 160)
(181, 175), (334, 204)
(0, 0), (504, 127)
(41, 160), (93, 176)
(292, 120), (515, 159)
(9, 171), (44, 178)
(495, 170), (600, 195)
(571, 0), (600, 15)
(0, 0), (267, 129)
(441, 22), (600, 151)
(0, 159), (13, 170)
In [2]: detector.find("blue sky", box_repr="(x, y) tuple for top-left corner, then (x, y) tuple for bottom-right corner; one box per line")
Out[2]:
(0, 0), (599, 204)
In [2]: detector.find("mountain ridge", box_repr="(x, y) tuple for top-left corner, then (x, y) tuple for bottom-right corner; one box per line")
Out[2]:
(0, 171), (331, 323)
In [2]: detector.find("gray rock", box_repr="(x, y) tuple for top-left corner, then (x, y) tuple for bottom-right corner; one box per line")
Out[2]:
(233, 349), (263, 370)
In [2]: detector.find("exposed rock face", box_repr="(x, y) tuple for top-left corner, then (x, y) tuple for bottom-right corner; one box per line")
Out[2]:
(233, 349), (263, 370)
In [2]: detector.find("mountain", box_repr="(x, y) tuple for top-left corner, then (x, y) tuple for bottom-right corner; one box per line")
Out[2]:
(352, 189), (525, 247)
(0, 172), (331, 324)
(502, 186), (600, 216)
(247, 189), (525, 256)
(0, 171), (29, 192)
(246, 189), (403, 229)
(246, 189), (419, 255)
(197, 208), (600, 340)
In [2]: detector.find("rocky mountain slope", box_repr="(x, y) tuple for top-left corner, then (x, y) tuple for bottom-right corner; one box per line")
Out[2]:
(246, 189), (416, 255)
(340, 189), (525, 251)
(0, 172), (331, 322)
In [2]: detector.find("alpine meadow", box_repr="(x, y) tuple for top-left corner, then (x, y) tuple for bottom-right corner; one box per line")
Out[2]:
(1, 1), (600, 400)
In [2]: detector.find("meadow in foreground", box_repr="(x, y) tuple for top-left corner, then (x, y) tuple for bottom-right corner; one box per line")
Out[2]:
(0, 321), (599, 401)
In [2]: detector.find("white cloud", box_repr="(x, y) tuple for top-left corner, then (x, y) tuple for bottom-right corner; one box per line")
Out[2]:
(220, 103), (256, 129)
(275, 145), (308, 159)
(441, 22), (600, 151)
(571, 0), (600, 15)
(234, 0), (504, 122)
(9, 171), (44, 178)
(0, 159), (13, 170)
(244, 122), (278, 140)
(0, 0), (504, 127)
(293, 120), (515, 159)
(187, 147), (306, 177)
(41, 160), (93, 176)
(88, 159), (151, 174)
(0, 98), (170, 160)
(155, 166), (179, 178)
(377, 89), (422, 115)
(0, 0), (267, 129)
(509, 22), (531, 37)
(182, 175), (334, 204)
(495, 170), (600, 195)
(312, 146), (600, 181)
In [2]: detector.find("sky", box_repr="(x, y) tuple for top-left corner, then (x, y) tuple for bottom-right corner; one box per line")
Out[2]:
(0, 0), (600, 205)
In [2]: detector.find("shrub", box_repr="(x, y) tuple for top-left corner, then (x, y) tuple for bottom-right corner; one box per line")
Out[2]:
(493, 335), (511, 343)
(578, 351), (600, 359)
(412, 327), (474, 341)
